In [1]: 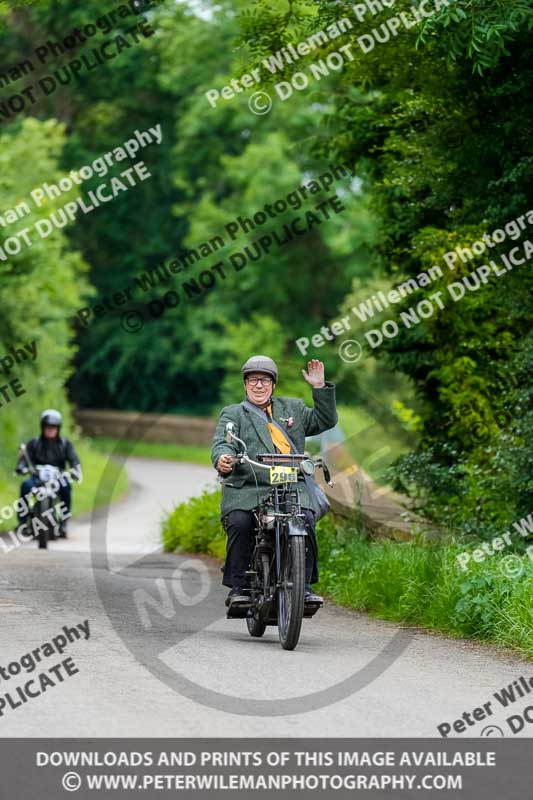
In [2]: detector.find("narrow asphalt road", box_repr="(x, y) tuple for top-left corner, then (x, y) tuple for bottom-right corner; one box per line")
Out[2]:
(0, 457), (530, 738)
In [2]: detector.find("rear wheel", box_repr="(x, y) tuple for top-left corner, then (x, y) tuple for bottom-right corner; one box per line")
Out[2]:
(246, 553), (269, 638)
(277, 534), (306, 651)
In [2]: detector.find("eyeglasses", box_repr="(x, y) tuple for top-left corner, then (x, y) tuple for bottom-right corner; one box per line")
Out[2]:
(246, 376), (272, 386)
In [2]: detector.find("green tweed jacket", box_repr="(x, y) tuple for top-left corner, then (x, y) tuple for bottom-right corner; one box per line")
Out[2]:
(211, 383), (338, 518)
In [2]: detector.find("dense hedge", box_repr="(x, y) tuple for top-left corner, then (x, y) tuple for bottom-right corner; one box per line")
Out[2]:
(162, 489), (226, 560)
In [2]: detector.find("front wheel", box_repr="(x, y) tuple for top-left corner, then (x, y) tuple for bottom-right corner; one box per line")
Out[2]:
(277, 534), (306, 651)
(35, 497), (54, 550)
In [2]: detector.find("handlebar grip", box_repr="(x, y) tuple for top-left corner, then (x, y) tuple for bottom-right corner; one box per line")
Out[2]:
(315, 458), (333, 486)
(322, 463), (333, 486)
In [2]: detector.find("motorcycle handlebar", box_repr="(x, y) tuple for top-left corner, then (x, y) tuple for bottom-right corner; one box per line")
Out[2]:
(224, 429), (334, 485)
(231, 453), (270, 471)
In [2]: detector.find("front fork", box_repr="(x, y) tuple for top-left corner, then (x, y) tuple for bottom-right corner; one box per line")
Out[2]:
(275, 515), (308, 588)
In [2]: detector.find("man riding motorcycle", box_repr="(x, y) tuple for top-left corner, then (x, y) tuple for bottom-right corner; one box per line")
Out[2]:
(15, 409), (82, 539)
(211, 355), (338, 609)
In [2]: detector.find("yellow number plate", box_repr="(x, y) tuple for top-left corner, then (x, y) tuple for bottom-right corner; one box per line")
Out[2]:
(269, 466), (298, 484)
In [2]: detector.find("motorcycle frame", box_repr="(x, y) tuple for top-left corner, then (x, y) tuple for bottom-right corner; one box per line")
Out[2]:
(256, 481), (308, 591)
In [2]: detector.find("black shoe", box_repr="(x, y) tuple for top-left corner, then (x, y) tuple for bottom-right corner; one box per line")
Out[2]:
(59, 524), (68, 539)
(225, 588), (250, 607)
(305, 587), (323, 605)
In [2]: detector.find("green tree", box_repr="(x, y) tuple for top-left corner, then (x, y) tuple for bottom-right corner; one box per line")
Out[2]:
(0, 117), (89, 478)
(240, 0), (533, 535)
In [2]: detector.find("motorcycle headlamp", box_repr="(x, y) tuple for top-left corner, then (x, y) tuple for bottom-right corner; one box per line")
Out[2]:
(300, 458), (315, 476)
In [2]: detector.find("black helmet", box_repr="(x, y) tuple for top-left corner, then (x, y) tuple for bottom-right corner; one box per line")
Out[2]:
(41, 409), (62, 430)
(241, 355), (278, 384)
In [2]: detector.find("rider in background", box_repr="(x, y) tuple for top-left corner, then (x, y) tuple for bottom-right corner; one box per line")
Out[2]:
(15, 409), (82, 539)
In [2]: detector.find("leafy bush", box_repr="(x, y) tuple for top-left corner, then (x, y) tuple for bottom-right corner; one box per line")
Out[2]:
(162, 488), (226, 559)
(392, 334), (533, 540)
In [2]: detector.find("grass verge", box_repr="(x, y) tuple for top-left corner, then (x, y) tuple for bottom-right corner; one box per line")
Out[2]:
(317, 514), (533, 657)
(162, 488), (533, 657)
(91, 437), (212, 466)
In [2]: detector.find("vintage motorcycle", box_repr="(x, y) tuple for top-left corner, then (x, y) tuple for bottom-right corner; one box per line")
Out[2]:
(223, 422), (333, 651)
(19, 444), (64, 550)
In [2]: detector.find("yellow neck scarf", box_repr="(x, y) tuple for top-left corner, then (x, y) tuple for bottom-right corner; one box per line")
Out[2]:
(265, 403), (291, 454)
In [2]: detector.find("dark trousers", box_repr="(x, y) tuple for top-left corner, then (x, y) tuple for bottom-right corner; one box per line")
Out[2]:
(222, 508), (319, 589)
(18, 476), (71, 525)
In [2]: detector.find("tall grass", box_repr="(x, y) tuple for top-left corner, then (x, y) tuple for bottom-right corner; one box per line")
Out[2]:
(317, 515), (533, 656)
